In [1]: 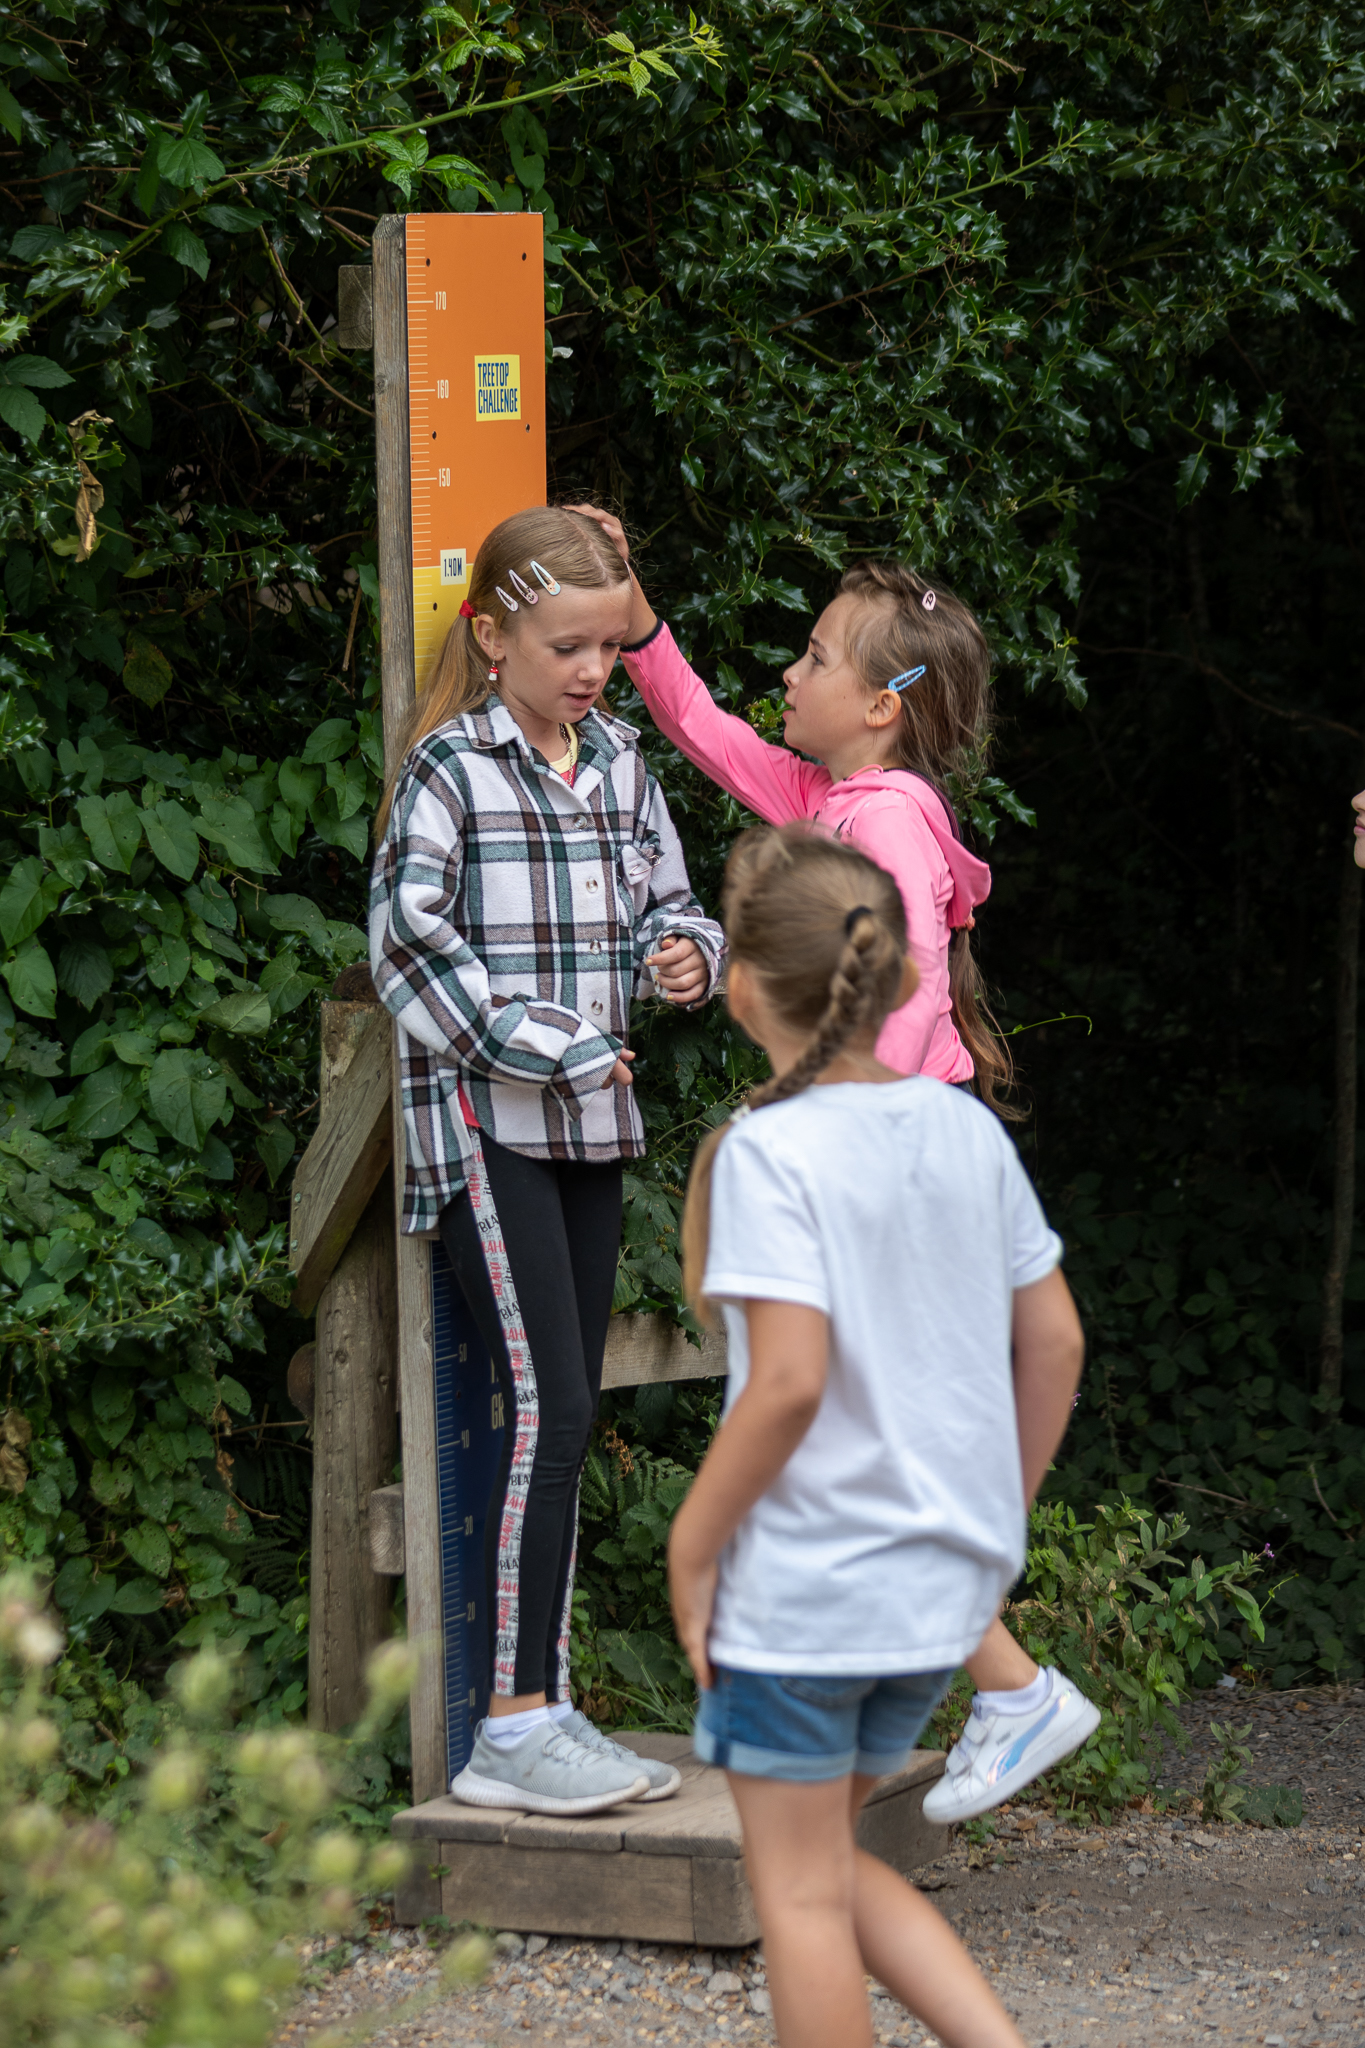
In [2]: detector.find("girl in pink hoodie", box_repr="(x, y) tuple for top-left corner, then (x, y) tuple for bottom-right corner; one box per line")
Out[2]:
(572, 506), (1101, 1816)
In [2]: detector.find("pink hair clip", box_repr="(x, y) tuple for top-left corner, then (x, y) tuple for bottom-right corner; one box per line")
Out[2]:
(921, 589), (937, 612)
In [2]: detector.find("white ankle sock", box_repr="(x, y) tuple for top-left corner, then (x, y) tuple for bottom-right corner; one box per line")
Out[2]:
(484, 1704), (556, 1748)
(548, 1699), (575, 1725)
(975, 1669), (1052, 1717)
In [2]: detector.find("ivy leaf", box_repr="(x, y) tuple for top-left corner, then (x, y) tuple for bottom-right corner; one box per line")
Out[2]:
(197, 794), (279, 872)
(162, 221), (210, 279)
(0, 383), (46, 442)
(201, 202), (265, 230)
(124, 1520), (173, 1578)
(256, 1119), (295, 1185)
(124, 631), (174, 707)
(2, 940), (56, 1018)
(77, 790), (143, 874)
(301, 718), (357, 765)
(107, 1576), (165, 1614)
(0, 856), (59, 947)
(143, 934), (191, 993)
(0, 355), (73, 389)
(279, 756), (323, 806)
(196, 988), (271, 1037)
(57, 937), (114, 1010)
(68, 1063), (143, 1140)
(141, 797), (200, 880)
(148, 1048), (228, 1148)
(133, 1468), (175, 1519)
(156, 131), (226, 187)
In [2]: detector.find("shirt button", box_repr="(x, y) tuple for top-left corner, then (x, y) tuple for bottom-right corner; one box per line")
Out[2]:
(586, 878), (599, 893)
(589, 941), (602, 954)
(591, 1001), (603, 1015)
(576, 816), (591, 830)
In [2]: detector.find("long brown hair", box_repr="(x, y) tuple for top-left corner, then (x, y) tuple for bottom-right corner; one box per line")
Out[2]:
(376, 505), (631, 835)
(837, 558), (1017, 1116)
(681, 826), (912, 1325)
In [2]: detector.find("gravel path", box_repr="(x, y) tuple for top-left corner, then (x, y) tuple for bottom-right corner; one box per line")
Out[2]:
(282, 1688), (1365, 2048)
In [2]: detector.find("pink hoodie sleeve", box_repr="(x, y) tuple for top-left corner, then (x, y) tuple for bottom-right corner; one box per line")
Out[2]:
(845, 789), (960, 1080)
(621, 621), (829, 824)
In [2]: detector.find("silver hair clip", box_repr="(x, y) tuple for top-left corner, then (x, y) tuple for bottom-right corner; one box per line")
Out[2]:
(921, 589), (937, 612)
(886, 665), (926, 693)
(530, 560), (561, 595)
(509, 570), (538, 606)
(729, 1102), (753, 1125)
(495, 584), (519, 613)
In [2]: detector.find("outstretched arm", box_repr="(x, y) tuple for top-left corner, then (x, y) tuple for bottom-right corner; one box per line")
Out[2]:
(568, 503), (828, 825)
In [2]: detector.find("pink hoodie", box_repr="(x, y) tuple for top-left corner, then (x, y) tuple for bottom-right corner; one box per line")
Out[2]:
(621, 623), (992, 1082)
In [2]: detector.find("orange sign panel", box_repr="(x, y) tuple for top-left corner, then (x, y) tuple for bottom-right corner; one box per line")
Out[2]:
(405, 214), (547, 692)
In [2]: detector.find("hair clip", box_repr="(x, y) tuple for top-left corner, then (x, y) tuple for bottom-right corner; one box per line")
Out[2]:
(921, 589), (937, 612)
(729, 1102), (753, 1125)
(458, 599), (476, 620)
(509, 570), (538, 606)
(530, 560), (561, 595)
(886, 665), (926, 693)
(494, 585), (519, 614)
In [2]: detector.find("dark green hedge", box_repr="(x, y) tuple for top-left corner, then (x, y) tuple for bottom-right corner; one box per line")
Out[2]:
(2, 0), (1362, 1786)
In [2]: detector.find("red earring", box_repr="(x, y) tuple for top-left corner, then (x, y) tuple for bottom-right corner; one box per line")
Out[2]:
(487, 661), (499, 683)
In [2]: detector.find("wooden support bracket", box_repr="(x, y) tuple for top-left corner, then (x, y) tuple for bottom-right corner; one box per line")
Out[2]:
(288, 1007), (393, 1316)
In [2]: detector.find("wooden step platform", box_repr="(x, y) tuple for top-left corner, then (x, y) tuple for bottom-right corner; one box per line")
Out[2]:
(392, 1736), (947, 1946)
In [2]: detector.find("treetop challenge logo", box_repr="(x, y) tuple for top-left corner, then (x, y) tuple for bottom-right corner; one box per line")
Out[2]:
(474, 355), (521, 421)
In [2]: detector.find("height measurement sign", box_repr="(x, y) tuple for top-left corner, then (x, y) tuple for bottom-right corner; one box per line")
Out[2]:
(405, 213), (547, 694)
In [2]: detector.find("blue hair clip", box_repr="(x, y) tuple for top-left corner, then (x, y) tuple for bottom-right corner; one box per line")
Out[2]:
(886, 665), (926, 693)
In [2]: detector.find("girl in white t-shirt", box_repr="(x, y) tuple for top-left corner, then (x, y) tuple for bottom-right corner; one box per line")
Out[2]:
(668, 825), (1086, 2048)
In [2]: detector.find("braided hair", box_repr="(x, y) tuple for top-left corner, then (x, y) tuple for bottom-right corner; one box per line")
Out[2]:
(681, 825), (911, 1325)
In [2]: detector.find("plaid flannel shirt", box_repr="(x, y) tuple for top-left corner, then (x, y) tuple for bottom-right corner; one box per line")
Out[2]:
(369, 697), (726, 1233)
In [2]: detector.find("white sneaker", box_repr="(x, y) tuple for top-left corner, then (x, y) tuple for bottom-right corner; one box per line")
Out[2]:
(921, 1669), (1101, 1824)
(558, 1709), (682, 1802)
(451, 1717), (649, 1815)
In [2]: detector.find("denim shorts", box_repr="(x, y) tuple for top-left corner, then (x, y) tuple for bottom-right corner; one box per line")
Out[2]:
(693, 1665), (953, 1782)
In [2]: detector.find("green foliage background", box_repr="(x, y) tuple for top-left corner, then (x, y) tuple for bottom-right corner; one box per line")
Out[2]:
(1, 0), (1362, 1800)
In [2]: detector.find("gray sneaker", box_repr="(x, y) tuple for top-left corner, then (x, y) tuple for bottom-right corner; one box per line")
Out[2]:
(451, 1717), (650, 1815)
(559, 1708), (682, 1802)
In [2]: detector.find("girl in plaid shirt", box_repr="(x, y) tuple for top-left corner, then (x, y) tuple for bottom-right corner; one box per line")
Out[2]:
(371, 507), (724, 1815)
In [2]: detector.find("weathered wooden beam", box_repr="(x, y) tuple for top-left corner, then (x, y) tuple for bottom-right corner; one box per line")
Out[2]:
(288, 1007), (393, 1316)
(308, 1174), (399, 1729)
(337, 264), (374, 349)
(601, 1314), (726, 1390)
(307, 997), (400, 1733)
(368, 1482), (406, 1575)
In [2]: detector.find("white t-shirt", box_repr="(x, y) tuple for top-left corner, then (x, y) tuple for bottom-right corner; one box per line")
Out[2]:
(702, 1077), (1063, 1675)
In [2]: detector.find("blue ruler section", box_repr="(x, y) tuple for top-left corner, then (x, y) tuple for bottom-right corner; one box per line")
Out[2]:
(430, 1240), (507, 1786)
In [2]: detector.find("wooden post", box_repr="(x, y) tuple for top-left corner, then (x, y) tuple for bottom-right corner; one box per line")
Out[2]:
(305, 999), (399, 1730)
(305, 227), (730, 1805)
(372, 214), (449, 1805)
